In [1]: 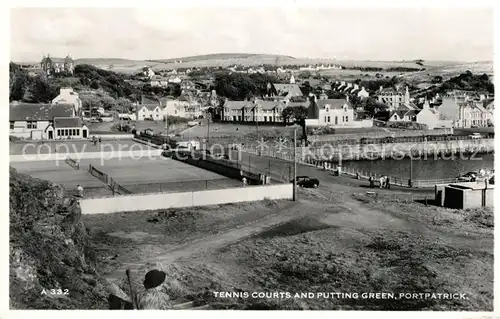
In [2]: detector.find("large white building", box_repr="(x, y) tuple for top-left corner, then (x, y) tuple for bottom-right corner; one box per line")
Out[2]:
(52, 87), (83, 116)
(438, 96), (494, 128)
(161, 95), (202, 119)
(9, 103), (88, 140)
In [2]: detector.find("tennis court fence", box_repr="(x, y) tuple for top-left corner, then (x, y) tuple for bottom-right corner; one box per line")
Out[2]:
(65, 157), (80, 170)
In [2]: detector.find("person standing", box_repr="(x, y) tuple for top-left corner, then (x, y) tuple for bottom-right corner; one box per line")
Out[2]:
(136, 270), (172, 310)
(77, 184), (84, 198)
(379, 176), (385, 189)
(385, 176), (391, 189)
(369, 175), (374, 188)
(242, 177), (247, 187)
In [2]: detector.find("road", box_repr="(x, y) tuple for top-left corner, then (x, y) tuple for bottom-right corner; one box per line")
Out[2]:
(232, 150), (436, 197)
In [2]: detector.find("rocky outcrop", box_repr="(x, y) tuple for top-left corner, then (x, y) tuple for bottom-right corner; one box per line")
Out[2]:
(9, 167), (108, 309)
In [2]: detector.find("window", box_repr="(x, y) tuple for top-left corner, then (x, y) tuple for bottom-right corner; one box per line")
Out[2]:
(27, 121), (37, 129)
(327, 116), (331, 123)
(77, 129), (80, 136)
(10, 121), (14, 130)
(57, 129), (61, 136)
(64, 129), (68, 136)
(345, 116), (349, 123)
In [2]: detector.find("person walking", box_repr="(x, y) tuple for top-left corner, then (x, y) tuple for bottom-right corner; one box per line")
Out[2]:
(385, 176), (391, 189)
(242, 177), (247, 187)
(368, 175), (374, 188)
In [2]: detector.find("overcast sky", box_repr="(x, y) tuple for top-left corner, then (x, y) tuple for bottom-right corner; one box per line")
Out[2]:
(10, 7), (493, 62)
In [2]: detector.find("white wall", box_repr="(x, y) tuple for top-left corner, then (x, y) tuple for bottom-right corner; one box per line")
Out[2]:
(80, 184), (293, 214)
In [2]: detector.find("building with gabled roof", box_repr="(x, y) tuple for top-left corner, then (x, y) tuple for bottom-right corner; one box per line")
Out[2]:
(307, 98), (355, 127)
(40, 54), (74, 75)
(222, 99), (287, 123)
(9, 102), (88, 140)
(136, 96), (162, 121)
(270, 83), (303, 102)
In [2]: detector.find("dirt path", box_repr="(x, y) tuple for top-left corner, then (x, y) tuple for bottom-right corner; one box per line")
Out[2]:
(104, 201), (317, 281)
(311, 185), (492, 253)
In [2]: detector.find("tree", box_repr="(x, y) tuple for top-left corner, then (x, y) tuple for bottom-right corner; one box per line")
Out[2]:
(431, 76), (443, 84)
(10, 70), (28, 102)
(281, 107), (295, 124)
(282, 106), (308, 142)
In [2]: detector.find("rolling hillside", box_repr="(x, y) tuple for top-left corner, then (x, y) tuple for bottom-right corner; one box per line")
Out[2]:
(49, 54), (492, 78)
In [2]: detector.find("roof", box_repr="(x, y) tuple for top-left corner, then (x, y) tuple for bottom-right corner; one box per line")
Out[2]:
(224, 101), (254, 110)
(315, 99), (351, 110)
(10, 103), (74, 121)
(272, 83), (303, 96)
(41, 56), (72, 63)
(257, 101), (285, 110)
(287, 101), (308, 108)
(139, 104), (160, 111)
(390, 110), (409, 119)
(141, 96), (159, 105)
(53, 117), (83, 128)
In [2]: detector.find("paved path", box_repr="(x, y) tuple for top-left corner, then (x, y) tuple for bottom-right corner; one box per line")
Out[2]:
(233, 151), (436, 197)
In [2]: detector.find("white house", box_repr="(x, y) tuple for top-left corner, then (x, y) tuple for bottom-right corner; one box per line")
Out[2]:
(150, 75), (169, 87)
(416, 101), (440, 130)
(9, 103), (86, 140)
(46, 117), (89, 140)
(168, 76), (182, 84)
(52, 87), (82, 116)
(136, 96), (163, 121)
(161, 95), (201, 119)
(357, 87), (369, 99)
(307, 98), (355, 127)
(143, 67), (155, 79)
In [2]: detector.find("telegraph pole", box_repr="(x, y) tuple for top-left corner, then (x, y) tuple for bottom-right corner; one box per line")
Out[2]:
(207, 112), (210, 144)
(293, 128), (297, 201)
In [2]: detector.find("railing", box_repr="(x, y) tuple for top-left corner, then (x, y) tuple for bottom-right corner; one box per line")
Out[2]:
(65, 157), (80, 170)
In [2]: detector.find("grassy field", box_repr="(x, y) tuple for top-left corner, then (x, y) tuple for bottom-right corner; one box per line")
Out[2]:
(72, 54), (483, 75)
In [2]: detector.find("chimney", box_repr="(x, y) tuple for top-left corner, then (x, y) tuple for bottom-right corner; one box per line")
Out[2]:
(423, 100), (430, 109)
(354, 84), (359, 90)
(379, 86), (383, 92)
(346, 95), (350, 102)
(480, 94), (486, 101)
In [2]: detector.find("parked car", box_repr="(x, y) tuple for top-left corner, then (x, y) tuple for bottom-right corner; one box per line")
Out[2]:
(161, 149), (173, 157)
(292, 176), (320, 188)
(458, 171), (477, 182)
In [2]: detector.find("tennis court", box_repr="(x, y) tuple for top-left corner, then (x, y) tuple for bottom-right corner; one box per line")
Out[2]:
(79, 157), (241, 194)
(10, 160), (113, 197)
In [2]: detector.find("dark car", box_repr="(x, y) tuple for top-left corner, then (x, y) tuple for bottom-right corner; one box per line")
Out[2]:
(292, 176), (320, 188)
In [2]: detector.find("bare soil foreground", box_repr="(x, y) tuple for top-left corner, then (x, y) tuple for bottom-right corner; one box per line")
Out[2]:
(85, 186), (493, 311)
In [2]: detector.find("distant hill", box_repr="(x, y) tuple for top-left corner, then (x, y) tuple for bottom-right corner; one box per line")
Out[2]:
(149, 53), (296, 63)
